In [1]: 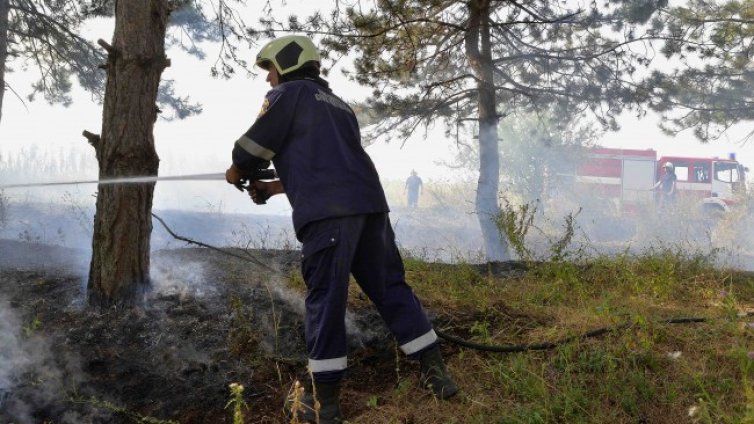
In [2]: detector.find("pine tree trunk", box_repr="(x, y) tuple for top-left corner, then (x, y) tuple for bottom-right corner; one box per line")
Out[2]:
(0, 0), (10, 125)
(88, 1), (170, 307)
(466, 0), (510, 262)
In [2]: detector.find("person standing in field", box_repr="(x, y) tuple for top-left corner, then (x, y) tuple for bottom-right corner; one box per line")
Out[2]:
(404, 169), (423, 208)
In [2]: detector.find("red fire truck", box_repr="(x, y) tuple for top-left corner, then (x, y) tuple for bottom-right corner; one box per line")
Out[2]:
(568, 147), (748, 215)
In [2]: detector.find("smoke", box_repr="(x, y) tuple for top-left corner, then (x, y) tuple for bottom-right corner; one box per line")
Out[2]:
(0, 299), (32, 410)
(150, 255), (216, 298)
(392, 207), (486, 262)
(0, 298), (88, 424)
(242, 270), (391, 358)
(509, 189), (754, 271)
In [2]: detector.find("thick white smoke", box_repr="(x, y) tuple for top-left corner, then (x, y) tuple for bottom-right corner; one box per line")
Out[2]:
(0, 298), (87, 424)
(0, 299), (32, 410)
(150, 256), (216, 298)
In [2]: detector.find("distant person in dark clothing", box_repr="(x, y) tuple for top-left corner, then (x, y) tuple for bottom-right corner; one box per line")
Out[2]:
(652, 161), (677, 210)
(405, 169), (423, 208)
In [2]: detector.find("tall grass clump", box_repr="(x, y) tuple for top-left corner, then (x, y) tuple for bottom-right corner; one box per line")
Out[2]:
(495, 199), (582, 263)
(577, 246), (723, 305)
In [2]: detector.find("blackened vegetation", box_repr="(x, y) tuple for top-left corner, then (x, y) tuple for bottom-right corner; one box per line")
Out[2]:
(0, 243), (429, 423)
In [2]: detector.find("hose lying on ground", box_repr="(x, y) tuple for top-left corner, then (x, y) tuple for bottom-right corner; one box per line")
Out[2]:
(434, 317), (718, 353)
(153, 213), (754, 353)
(152, 213), (276, 272)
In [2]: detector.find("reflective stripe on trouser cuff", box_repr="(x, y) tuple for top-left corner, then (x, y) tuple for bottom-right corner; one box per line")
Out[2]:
(308, 356), (348, 373)
(236, 135), (275, 160)
(400, 329), (438, 355)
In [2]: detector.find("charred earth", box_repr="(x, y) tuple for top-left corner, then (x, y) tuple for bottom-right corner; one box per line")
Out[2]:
(0, 240), (412, 423)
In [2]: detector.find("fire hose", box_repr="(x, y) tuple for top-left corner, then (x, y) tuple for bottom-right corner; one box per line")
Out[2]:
(0, 172), (230, 190)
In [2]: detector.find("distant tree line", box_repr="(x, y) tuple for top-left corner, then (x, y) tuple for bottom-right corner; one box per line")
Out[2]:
(0, 146), (97, 181)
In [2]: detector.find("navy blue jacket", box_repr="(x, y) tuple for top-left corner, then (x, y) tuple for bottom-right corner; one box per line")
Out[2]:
(232, 78), (389, 238)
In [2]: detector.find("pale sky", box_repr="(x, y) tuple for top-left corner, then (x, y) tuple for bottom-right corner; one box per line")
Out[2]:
(0, 1), (751, 214)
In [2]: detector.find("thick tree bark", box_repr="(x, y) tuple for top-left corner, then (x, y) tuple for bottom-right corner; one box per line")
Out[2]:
(88, 1), (170, 307)
(0, 0), (10, 125)
(465, 0), (510, 262)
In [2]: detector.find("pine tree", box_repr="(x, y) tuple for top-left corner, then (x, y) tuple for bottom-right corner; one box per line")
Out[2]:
(84, 0), (256, 306)
(271, 0), (668, 260)
(644, 0), (754, 142)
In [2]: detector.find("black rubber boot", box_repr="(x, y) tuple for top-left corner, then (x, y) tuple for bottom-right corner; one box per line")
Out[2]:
(286, 380), (343, 423)
(419, 345), (459, 399)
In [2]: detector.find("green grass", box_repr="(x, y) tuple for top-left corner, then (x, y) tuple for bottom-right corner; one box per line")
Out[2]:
(348, 250), (754, 424)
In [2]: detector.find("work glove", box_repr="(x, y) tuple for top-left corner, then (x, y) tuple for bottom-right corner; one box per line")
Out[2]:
(249, 181), (273, 205)
(225, 164), (245, 191)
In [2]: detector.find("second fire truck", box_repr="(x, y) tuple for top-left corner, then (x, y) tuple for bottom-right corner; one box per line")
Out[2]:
(563, 147), (747, 216)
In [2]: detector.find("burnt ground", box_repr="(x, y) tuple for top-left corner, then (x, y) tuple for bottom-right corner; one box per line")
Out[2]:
(0, 239), (429, 424)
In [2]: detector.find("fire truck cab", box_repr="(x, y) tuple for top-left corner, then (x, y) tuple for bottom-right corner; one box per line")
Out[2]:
(570, 147), (747, 215)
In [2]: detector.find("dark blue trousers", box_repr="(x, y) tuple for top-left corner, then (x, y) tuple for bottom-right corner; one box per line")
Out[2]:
(299, 213), (437, 382)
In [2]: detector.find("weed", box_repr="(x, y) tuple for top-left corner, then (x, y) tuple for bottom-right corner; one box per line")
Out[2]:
(737, 348), (754, 423)
(225, 383), (248, 424)
(261, 278), (282, 355)
(365, 395), (379, 408)
(394, 343), (402, 383)
(227, 296), (260, 360)
(18, 228), (42, 243)
(470, 319), (492, 343)
(547, 208), (581, 262)
(393, 378), (413, 397)
(229, 222), (299, 251)
(495, 199), (583, 264)
(23, 316), (42, 337)
(286, 379), (316, 424)
(495, 199), (537, 261)
(286, 268), (306, 291)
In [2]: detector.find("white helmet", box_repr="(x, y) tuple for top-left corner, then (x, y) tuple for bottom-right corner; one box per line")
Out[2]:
(663, 161), (674, 170)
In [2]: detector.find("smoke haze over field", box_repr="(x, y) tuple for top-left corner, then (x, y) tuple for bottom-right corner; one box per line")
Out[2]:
(0, 0), (753, 269)
(0, 300), (31, 409)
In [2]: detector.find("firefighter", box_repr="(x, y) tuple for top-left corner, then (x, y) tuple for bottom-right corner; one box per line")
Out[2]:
(225, 35), (457, 423)
(653, 161), (677, 209)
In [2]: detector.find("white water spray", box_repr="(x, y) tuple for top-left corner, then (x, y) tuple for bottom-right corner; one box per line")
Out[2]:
(0, 172), (227, 190)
